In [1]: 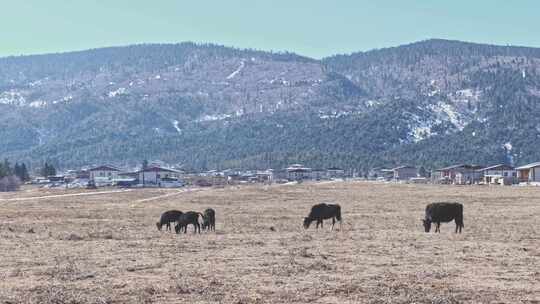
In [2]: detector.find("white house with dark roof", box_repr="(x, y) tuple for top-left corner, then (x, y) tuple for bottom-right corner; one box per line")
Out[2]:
(515, 162), (540, 184)
(478, 164), (516, 184)
(392, 165), (417, 181)
(138, 165), (182, 186)
(89, 165), (121, 181)
(286, 164), (312, 181)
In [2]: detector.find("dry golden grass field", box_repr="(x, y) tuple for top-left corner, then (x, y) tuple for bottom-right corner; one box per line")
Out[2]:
(0, 181), (539, 303)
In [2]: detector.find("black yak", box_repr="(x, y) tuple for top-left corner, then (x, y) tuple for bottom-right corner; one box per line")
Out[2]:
(156, 210), (183, 231)
(201, 208), (216, 232)
(303, 203), (342, 230)
(423, 202), (464, 233)
(175, 211), (203, 234)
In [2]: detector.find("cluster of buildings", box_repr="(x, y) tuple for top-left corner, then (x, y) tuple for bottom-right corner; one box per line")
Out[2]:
(34, 162), (349, 189)
(32, 160), (540, 189)
(370, 162), (540, 186)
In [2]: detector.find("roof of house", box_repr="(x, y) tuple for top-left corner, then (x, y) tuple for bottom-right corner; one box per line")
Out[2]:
(287, 168), (311, 173)
(436, 164), (484, 171)
(478, 164), (514, 171)
(515, 162), (540, 170)
(138, 166), (182, 173)
(392, 165), (416, 170)
(89, 165), (121, 172)
(327, 167), (344, 171)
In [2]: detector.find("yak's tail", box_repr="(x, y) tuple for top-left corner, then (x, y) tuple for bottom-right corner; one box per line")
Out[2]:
(336, 205), (342, 222)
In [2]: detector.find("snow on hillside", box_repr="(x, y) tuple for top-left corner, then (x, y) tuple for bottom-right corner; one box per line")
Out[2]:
(172, 120), (182, 135)
(226, 60), (245, 79)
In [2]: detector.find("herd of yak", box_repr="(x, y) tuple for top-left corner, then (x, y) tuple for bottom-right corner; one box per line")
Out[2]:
(157, 202), (464, 234)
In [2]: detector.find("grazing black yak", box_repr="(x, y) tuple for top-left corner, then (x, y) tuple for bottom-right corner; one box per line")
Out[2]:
(175, 211), (203, 234)
(201, 208), (216, 231)
(303, 203), (342, 230)
(423, 202), (464, 233)
(156, 210), (183, 231)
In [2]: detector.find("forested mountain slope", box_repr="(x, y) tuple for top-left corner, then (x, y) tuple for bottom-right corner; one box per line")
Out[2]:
(1, 39), (539, 171)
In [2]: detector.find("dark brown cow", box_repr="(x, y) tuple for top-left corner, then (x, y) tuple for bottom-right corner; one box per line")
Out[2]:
(201, 208), (216, 232)
(423, 202), (464, 233)
(156, 210), (183, 232)
(303, 203), (342, 230)
(175, 211), (203, 234)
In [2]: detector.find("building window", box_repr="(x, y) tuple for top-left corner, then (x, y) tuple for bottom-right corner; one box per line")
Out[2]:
(504, 172), (508, 177)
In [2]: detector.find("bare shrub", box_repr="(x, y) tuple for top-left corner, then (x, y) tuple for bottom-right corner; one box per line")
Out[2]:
(0, 175), (20, 192)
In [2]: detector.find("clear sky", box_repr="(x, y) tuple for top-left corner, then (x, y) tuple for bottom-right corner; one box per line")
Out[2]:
(2, 0), (539, 58)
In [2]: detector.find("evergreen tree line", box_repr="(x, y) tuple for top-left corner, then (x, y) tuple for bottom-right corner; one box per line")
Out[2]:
(0, 159), (30, 192)
(0, 160), (57, 192)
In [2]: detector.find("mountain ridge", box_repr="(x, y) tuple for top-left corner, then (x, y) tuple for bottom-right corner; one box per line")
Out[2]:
(1, 39), (539, 171)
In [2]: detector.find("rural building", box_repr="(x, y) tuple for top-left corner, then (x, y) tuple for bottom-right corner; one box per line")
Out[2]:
(478, 164), (516, 185)
(256, 170), (274, 183)
(392, 166), (417, 181)
(435, 164), (484, 184)
(311, 169), (326, 180)
(286, 164), (312, 181)
(160, 177), (185, 188)
(89, 165), (121, 181)
(368, 167), (394, 180)
(515, 162), (540, 184)
(138, 165), (182, 186)
(326, 167), (345, 179)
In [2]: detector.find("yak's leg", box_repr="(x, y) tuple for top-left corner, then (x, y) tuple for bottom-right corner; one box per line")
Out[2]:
(331, 218), (335, 230)
(436, 222), (440, 233)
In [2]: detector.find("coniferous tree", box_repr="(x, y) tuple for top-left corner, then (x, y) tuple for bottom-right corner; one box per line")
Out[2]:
(20, 163), (30, 182)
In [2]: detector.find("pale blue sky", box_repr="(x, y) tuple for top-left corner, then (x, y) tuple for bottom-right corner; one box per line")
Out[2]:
(1, 0), (539, 58)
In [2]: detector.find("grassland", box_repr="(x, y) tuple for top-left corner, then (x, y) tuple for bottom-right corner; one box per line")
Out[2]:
(0, 181), (539, 303)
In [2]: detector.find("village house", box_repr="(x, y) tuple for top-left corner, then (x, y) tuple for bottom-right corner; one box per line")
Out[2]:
(478, 164), (516, 185)
(89, 165), (121, 181)
(256, 170), (274, 183)
(392, 166), (417, 181)
(368, 167), (394, 181)
(326, 167), (345, 179)
(286, 164), (312, 181)
(138, 165), (182, 187)
(515, 162), (540, 184)
(435, 164), (484, 184)
(311, 169), (326, 181)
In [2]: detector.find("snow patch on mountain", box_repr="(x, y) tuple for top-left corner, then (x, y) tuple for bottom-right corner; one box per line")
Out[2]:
(108, 88), (127, 98)
(29, 100), (48, 108)
(429, 101), (467, 130)
(0, 90), (26, 106)
(197, 114), (232, 122)
(172, 120), (182, 135)
(227, 60), (245, 79)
